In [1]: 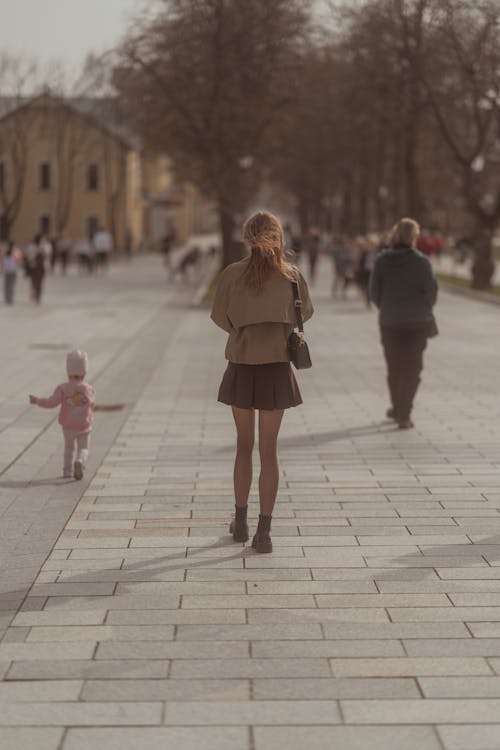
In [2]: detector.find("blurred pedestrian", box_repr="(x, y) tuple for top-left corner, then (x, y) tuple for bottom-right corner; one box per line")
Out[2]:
(211, 210), (313, 553)
(29, 350), (95, 479)
(330, 235), (354, 298)
(2, 241), (21, 304)
(57, 233), (72, 274)
(161, 225), (176, 271)
(49, 236), (58, 272)
(93, 226), (113, 270)
(26, 234), (49, 304)
(355, 235), (377, 307)
(369, 217), (438, 429)
(124, 228), (133, 260)
(290, 231), (303, 264)
(416, 228), (434, 257)
(305, 226), (321, 284)
(74, 237), (94, 274)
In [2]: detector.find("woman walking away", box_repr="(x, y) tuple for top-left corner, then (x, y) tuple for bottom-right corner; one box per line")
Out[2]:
(211, 211), (313, 553)
(2, 241), (21, 304)
(369, 217), (438, 429)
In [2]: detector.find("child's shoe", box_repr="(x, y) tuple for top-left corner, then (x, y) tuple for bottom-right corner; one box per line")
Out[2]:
(74, 460), (84, 480)
(62, 469), (72, 478)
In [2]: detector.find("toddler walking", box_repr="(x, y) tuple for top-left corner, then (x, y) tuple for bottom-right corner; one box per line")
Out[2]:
(29, 350), (95, 479)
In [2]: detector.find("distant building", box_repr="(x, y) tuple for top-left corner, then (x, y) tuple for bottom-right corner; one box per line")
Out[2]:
(0, 91), (211, 249)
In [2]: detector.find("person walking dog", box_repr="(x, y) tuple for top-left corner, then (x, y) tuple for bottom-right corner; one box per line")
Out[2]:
(211, 211), (313, 553)
(369, 217), (438, 429)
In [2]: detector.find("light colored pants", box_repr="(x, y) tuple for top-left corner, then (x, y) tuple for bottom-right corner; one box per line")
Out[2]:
(4, 272), (16, 304)
(63, 429), (90, 474)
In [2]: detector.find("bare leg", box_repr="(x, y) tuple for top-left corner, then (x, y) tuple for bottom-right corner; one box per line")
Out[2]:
(231, 406), (255, 508)
(258, 409), (284, 516)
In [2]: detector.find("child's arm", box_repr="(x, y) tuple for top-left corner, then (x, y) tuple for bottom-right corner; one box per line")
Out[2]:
(29, 386), (63, 408)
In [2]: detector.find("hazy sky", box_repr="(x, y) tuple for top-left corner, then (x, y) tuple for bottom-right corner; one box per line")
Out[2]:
(0, 0), (147, 74)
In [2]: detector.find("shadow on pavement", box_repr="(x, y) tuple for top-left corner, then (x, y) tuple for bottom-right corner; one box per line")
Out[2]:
(279, 422), (397, 448)
(375, 533), (500, 584)
(0, 478), (74, 489)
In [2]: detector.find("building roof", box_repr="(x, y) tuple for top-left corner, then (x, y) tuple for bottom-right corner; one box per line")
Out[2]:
(0, 92), (140, 149)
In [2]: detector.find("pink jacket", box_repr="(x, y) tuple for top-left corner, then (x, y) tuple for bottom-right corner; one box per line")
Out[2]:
(35, 381), (95, 432)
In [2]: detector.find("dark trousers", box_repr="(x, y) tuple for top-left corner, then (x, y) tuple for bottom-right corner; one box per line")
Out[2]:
(381, 325), (428, 420)
(30, 269), (45, 303)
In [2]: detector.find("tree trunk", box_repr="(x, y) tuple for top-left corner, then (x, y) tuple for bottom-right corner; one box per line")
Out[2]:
(404, 122), (425, 220)
(471, 224), (495, 290)
(340, 172), (353, 235)
(219, 206), (244, 269)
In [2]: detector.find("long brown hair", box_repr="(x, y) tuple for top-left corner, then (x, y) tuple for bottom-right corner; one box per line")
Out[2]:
(241, 211), (296, 291)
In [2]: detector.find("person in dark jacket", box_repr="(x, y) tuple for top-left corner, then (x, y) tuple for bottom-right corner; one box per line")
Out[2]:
(369, 217), (438, 429)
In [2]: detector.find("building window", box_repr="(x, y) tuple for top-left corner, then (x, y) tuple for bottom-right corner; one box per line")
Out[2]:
(39, 162), (51, 190)
(0, 161), (4, 192)
(86, 215), (99, 239)
(39, 214), (51, 235)
(86, 164), (99, 191)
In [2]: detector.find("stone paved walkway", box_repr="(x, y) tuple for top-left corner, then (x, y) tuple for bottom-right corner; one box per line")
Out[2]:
(1, 253), (500, 749)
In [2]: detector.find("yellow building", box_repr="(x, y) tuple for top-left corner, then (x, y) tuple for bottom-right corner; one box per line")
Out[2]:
(0, 92), (200, 250)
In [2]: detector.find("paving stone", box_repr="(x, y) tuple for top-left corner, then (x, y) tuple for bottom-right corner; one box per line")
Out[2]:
(180, 594), (316, 609)
(253, 677), (419, 700)
(0, 680), (82, 702)
(0, 642), (96, 661)
(26, 625), (175, 642)
(419, 676), (500, 698)
(43, 595), (180, 610)
(6, 659), (168, 680)
(96, 640), (248, 660)
(0, 701), (162, 725)
(331, 657), (491, 677)
(170, 658), (331, 679)
(342, 698), (500, 723)
(316, 593), (450, 607)
(176, 623), (322, 641)
(404, 639), (500, 657)
(388, 607), (500, 622)
(0, 728), (63, 750)
(253, 726), (441, 750)
(114, 581), (245, 595)
(437, 724), (500, 749)
(186, 569), (312, 581)
(163, 699), (341, 725)
(63, 727), (249, 750)
(11, 611), (107, 627)
(81, 678), (250, 702)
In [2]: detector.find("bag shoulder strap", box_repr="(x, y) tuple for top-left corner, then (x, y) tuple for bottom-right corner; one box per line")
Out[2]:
(291, 280), (305, 333)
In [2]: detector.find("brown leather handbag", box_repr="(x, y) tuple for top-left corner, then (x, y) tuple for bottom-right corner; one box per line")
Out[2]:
(288, 280), (312, 369)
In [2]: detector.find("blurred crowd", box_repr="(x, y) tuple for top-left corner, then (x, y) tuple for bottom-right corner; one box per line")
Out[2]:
(0, 227), (122, 305)
(284, 225), (451, 305)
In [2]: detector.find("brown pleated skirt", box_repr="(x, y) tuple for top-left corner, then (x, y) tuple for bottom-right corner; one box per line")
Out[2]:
(218, 361), (303, 410)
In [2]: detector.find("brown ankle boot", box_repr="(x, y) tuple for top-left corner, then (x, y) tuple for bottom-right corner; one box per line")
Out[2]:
(229, 505), (249, 543)
(252, 514), (272, 554)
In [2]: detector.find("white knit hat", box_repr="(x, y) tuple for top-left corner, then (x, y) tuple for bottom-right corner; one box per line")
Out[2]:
(66, 349), (88, 377)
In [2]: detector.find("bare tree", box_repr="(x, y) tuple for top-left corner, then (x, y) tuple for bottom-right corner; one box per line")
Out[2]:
(114, 0), (311, 267)
(0, 55), (39, 241)
(422, 0), (500, 288)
